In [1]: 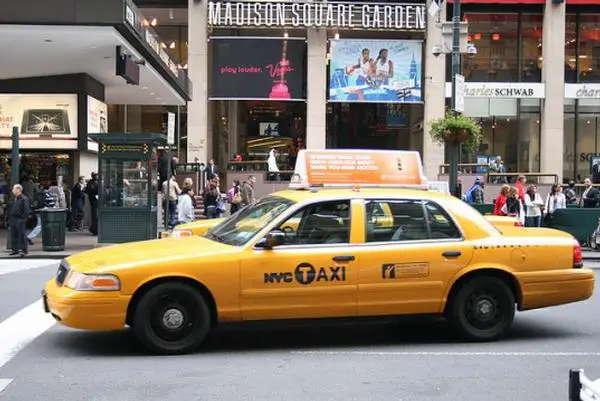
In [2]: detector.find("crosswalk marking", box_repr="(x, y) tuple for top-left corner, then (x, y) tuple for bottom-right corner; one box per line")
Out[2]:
(0, 379), (13, 395)
(292, 350), (600, 357)
(0, 299), (55, 371)
(0, 260), (58, 276)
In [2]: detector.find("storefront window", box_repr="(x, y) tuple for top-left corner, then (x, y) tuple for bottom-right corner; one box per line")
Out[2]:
(461, 98), (540, 173)
(520, 14), (543, 82)
(463, 14), (519, 82)
(212, 100), (307, 172)
(578, 14), (600, 82)
(461, 13), (542, 82)
(565, 14), (577, 83)
(327, 103), (423, 152)
(576, 100), (600, 181)
(564, 100), (576, 180)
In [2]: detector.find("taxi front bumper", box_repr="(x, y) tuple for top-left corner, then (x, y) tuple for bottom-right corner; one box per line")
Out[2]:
(42, 279), (131, 331)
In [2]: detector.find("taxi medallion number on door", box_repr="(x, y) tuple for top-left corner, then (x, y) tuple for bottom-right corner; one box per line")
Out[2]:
(42, 150), (595, 354)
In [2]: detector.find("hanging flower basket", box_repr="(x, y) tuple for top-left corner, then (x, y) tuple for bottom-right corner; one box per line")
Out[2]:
(429, 111), (483, 153)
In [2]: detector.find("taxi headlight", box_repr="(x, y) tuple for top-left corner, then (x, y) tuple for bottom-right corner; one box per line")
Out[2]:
(64, 271), (121, 291)
(171, 229), (192, 238)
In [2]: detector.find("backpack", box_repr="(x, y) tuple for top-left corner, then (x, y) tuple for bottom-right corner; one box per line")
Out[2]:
(462, 186), (476, 204)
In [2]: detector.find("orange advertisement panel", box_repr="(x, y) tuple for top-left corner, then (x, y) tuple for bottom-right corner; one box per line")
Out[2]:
(290, 149), (427, 188)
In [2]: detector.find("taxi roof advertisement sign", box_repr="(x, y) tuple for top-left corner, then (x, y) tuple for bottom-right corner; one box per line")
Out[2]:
(290, 149), (427, 189)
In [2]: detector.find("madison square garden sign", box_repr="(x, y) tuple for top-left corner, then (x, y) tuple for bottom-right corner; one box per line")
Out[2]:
(207, 0), (427, 30)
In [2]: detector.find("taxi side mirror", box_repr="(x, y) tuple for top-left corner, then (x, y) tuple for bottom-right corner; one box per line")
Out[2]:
(256, 230), (285, 250)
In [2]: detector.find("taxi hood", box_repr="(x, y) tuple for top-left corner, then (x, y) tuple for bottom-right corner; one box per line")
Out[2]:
(65, 236), (235, 273)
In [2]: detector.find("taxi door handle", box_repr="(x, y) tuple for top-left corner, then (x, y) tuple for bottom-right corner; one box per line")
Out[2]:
(442, 251), (461, 258)
(333, 255), (355, 262)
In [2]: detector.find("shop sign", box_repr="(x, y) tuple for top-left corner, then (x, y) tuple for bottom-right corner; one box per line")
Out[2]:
(207, 1), (426, 30)
(444, 82), (545, 98)
(125, 3), (180, 78)
(565, 84), (600, 99)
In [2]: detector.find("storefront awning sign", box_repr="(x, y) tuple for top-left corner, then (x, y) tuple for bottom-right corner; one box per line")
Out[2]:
(207, 1), (426, 30)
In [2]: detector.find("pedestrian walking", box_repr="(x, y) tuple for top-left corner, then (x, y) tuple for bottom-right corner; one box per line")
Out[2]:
(227, 180), (242, 214)
(162, 176), (181, 229)
(85, 172), (99, 236)
(240, 175), (256, 207)
(524, 184), (544, 227)
(493, 184), (510, 216)
(70, 176), (86, 231)
(27, 182), (56, 245)
(9, 184), (31, 257)
(564, 180), (578, 206)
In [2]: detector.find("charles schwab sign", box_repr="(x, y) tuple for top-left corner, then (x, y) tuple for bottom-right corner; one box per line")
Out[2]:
(207, 1), (426, 30)
(565, 84), (600, 99)
(444, 82), (545, 98)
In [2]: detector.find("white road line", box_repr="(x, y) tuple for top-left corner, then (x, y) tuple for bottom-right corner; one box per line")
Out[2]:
(0, 379), (13, 395)
(0, 299), (55, 370)
(291, 351), (600, 357)
(0, 260), (57, 277)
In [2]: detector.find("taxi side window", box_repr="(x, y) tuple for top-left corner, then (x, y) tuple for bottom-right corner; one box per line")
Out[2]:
(366, 200), (429, 243)
(276, 200), (351, 246)
(424, 201), (462, 239)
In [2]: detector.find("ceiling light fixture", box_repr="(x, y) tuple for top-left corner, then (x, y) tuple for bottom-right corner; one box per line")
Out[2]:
(334, 32), (340, 40)
(161, 42), (167, 49)
(169, 41), (176, 49)
(183, 64), (188, 69)
(150, 18), (157, 26)
(284, 32), (289, 38)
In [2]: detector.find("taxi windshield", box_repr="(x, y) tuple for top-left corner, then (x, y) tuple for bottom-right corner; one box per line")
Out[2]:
(204, 196), (294, 246)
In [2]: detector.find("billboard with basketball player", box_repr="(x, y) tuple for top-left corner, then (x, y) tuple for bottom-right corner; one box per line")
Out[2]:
(210, 37), (306, 101)
(329, 39), (423, 103)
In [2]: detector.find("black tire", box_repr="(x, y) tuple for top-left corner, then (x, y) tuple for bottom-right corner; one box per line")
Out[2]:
(448, 276), (515, 341)
(132, 282), (211, 354)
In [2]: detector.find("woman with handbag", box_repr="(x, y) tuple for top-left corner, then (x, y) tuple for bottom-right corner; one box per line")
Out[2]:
(227, 180), (241, 215)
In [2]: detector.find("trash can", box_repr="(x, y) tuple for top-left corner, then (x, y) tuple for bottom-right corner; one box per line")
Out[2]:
(41, 208), (67, 251)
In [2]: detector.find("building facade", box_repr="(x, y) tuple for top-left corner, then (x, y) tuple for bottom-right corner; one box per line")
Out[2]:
(136, 0), (600, 183)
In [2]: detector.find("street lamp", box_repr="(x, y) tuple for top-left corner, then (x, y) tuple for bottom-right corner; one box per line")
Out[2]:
(449, 0), (462, 198)
(434, 1), (470, 197)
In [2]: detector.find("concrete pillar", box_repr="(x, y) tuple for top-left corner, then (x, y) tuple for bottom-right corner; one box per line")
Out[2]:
(306, 29), (327, 149)
(228, 100), (239, 157)
(422, 0), (446, 180)
(125, 105), (142, 132)
(187, 0), (209, 162)
(540, 0), (566, 181)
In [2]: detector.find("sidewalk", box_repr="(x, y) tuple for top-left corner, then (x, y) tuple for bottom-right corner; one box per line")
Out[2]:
(0, 229), (98, 259)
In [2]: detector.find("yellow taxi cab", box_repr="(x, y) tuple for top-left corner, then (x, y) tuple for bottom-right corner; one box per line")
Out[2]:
(42, 150), (595, 354)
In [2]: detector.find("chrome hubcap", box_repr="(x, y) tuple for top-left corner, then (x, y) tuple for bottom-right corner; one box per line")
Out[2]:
(162, 308), (184, 330)
(477, 299), (494, 319)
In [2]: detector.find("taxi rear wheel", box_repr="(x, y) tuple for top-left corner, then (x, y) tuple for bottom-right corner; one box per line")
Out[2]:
(132, 282), (211, 354)
(449, 276), (515, 341)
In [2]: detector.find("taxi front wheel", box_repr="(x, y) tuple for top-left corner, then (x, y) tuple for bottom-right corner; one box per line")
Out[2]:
(132, 282), (211, 354)
(448, 276), (516, 341)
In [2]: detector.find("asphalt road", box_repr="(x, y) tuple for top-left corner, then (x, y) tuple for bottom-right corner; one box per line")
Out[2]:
(1, 260), (600, 401)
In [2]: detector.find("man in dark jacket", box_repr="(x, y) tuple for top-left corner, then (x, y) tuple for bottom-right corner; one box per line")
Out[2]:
(85, 172), (99, 235)
(580, 178), (600, 208)
(70, 176), (86, 231)
(9, 184), (31, 257)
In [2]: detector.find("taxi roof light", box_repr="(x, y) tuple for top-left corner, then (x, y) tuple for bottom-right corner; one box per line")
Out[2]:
(289, 149), (435, 191)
